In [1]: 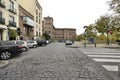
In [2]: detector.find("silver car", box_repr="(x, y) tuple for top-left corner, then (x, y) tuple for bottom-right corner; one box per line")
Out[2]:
(26, 40), (37, 48)
(65, 40), (73, 45)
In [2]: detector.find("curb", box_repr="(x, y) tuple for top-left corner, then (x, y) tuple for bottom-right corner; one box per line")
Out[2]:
(66, 45), (80, 48)
(0, 61), (9, 68)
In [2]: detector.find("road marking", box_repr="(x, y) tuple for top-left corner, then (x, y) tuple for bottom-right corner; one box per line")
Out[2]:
(79, 48), (120, 72)
(102, 65), (118, 71)
(88, 55), (120, 58)
(84, 52), (120, 54)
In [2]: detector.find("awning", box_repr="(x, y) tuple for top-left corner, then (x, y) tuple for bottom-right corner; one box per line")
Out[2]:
(0, 27), (6, 30)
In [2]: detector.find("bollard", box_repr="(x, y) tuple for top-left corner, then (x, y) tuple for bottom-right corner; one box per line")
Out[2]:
(94, 43), (96, 47)
(118, 64), (120, 76)
(84, 43), (86, 47)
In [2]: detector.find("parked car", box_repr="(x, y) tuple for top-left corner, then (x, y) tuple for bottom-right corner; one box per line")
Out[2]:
(36, 39), (47, 46)
(65, 40), (73, 45)
(0, 41), (23, 60)
(6, 40), (29, 51)
(116, 39), (120, 45)
(26, 40), (37, 48)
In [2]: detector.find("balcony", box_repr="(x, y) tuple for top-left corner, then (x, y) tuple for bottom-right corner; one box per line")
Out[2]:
(0, 16), (5, 24)
(23, 16), (34, 27)
(8, 7), (17, 14)
(9, 21), (16, 27)
(0, 0), (5, 8)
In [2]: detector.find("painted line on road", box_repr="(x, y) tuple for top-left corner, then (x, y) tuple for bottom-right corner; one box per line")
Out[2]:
(102, 65), (118, 71)
(93, 58), (120, 62)
(84, 52), (120, 54)
(88, 55), (120, 58)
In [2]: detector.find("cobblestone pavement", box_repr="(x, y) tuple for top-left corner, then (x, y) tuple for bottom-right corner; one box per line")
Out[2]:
(0, 43), (118, 80)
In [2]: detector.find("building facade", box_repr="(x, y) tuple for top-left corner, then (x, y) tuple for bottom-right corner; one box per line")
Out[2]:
(17, 0), (42, 39)
(0, 0), (19, 40)
(34, 0), (42, 37)
(42, 16), (76, 41)
(54, 28), (76, 41)
(19, 5), (34, 40)
(42, 16), (55, 39)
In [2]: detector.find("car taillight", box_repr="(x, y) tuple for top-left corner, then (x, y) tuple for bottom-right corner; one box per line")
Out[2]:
(18, 45), (22, 48)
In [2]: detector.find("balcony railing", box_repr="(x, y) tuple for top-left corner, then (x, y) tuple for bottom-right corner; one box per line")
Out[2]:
(0, 16), (5, 24)
(9, 21), (16, 27)
(0, 0), (5, 8)
(23, 16), (34, 27)
(8, 7), (17, 14)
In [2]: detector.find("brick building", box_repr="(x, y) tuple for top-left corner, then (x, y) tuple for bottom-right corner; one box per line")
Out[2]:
(17, 0), (42, 40)
(42, 16), (76, 41)
(19, 5), (34, 40)
(42, 16), (55, 39)
(54, 28), (76, 41)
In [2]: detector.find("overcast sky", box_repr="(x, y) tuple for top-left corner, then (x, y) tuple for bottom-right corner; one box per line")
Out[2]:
(38, 0), (110, 35)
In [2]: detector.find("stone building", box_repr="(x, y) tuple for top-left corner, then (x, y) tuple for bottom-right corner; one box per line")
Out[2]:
(42, 16), (76, 41)
(0, 0), (19, 40)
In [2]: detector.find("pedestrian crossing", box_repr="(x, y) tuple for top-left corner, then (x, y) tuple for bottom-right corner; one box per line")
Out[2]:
(79, 48), (120, 72)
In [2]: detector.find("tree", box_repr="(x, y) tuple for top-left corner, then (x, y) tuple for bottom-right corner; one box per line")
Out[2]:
(95, 15), (112, 34)
(9, 29), (17, 40)
(85, 24), (96, 38)
(109, 0), (120, 13)
(42, 32), (51, 40)
(75, 34), (84, 41)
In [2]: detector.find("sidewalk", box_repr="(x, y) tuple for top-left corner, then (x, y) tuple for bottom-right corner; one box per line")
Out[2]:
(72, 41), (120, 48)
(0, 60), (9, 68)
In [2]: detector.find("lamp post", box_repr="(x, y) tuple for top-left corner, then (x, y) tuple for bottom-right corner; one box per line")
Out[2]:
(83, 26), (87, 47)
(93, 28), (97, 47)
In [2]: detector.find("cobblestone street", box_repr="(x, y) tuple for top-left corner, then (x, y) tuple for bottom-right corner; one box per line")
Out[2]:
(0, 43), (119, 80)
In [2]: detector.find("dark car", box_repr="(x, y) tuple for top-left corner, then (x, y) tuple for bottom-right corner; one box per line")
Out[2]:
(6, 40), (29, 51)
(116, 39), (120, 45)
(36, 39), (47, 46)
(0, 41), (23, 60)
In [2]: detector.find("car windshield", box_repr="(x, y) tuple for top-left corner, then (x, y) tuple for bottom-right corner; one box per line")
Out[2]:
(0, 41), (5, 45)
(6, 41), (16, 45)
(16, 41), (23, 45)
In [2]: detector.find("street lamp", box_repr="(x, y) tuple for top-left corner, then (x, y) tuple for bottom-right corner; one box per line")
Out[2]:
(83, 26), (87, 47)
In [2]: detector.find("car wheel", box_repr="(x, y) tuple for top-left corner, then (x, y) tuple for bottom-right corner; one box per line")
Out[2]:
(22, 47), (27, 51)
(33, 45), (36, 48)
(0, 51), (11, 60)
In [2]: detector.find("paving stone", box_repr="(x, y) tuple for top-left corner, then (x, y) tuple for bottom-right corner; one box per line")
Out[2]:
(0, 43), (118, 80)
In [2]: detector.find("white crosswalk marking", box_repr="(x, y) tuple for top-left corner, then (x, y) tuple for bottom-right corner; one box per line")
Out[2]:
(79, 48), (120, 72)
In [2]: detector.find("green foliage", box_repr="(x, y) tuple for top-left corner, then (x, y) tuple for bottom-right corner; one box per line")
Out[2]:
(95, 15), (111, 34)
(109, 0), (120, 13)
(84, 24), (96, 38)
(9, 29), (17, 37)
(42, 32), (51, 40)
(76, 34), (84, 41)
(97, 34), (106, 40)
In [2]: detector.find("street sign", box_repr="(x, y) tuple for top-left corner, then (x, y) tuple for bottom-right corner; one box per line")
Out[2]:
(109, 30), (113, 34)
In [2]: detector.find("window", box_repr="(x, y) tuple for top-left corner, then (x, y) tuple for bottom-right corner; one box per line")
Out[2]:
(36, 16), (38, 22)
(9, 16), (14, 22)
(36, 10), (38, 15)
(39, 12), (41, 17)
(39, 19), (40, 24)
(0, 12), (2, 17)
(9, 0), (14, 10)
(36, 31), (38, 36)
